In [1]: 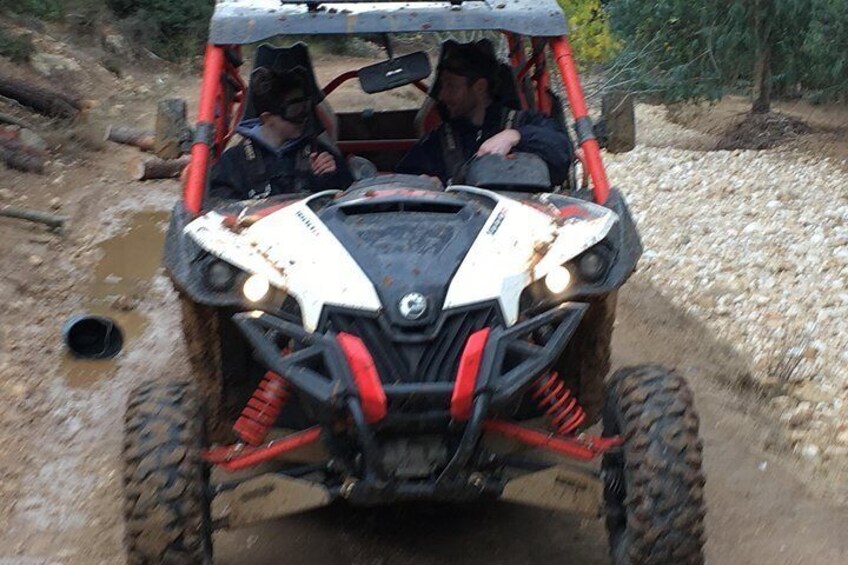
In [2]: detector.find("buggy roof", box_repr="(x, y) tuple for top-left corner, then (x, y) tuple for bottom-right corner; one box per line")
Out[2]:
(210, 0), (569, 44)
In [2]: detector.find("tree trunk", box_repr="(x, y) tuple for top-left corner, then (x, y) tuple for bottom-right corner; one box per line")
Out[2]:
(0, 73), (80, 119)
(154, 98), (189, 160)
(0, 138), (46, 173)
(130, 156), (190, 181)
(105, 125), (155, 152)
(751, 0), (774, 114)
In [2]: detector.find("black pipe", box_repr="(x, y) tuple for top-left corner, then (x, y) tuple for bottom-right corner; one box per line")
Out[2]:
(62, 315), (123, 359)
(346, 398), (388, 481)
(438, 394), (489, 481)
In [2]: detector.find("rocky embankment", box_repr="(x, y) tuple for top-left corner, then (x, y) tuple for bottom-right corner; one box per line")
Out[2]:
(605, 105), (848, 471)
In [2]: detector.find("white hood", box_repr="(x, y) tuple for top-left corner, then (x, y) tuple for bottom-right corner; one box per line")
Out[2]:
(185, 188), (619, 330)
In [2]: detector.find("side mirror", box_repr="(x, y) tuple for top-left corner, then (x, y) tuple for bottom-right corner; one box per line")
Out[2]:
(358, 51), (431, 94)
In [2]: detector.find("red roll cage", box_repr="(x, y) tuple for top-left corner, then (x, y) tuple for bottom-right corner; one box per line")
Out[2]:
(183, 33), (610, 215)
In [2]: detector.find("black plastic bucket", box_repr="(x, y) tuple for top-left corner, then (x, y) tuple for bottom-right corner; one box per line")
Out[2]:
(62, 315), (124, 359)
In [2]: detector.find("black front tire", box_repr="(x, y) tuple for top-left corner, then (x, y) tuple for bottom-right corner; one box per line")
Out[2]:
(555, 291), (617, 425)
(122, 379), (213, 565)
(602, 365), (707, 565)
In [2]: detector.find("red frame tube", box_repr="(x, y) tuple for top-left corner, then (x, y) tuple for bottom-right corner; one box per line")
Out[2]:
(483, 419), (621, 460)
(322, 70), (359, 96)
(220, 51), (247, 150)
(184, 44), (225, 215)
(203, 426), (322, 472)
(550, 36), (610, 205)
(531, 38), (552, 115)
(505, 33), (530, 110)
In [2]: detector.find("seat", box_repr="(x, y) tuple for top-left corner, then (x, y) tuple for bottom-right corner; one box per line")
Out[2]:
(243, 43), (339, 143)
(413, 39), (523, 138)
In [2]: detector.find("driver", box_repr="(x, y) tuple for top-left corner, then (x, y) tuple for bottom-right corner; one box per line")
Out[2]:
(396, 41), (573, 185)
(209, 66), (353, 200)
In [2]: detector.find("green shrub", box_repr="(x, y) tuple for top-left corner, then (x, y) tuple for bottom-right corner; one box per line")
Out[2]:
(0, 28), (35, 63)
(608, 0), (848, 107)
(558, 0), (619, 67)
(105, 0), (140, 18)
(0, 0), (63, 19)
(107, 0), (213, 61)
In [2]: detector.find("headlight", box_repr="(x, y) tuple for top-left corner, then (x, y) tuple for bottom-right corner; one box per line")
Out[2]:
(204, 259), (238, 291)
(577, 250), (609, 282)
(544, 265), (573, 294)
(242, 274), (271, 303)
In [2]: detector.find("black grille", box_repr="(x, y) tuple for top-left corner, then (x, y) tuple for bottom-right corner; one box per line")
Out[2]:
(324, 305), (501, 384)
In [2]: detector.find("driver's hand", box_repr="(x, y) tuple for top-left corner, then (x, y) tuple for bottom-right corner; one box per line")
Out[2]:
(476, 129), (521, 157)
(310, 152), (337, 175)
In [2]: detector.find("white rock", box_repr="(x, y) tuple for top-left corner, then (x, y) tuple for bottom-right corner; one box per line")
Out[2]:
(19, 128), (48, 152)
(31, 53), (81, 76)
(799, 444), (820, 461)
(103, 34), (130, 57)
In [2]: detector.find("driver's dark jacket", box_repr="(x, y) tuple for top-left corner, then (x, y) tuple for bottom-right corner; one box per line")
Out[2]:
(209, 118), (353, 200)
(396, 102), (573, 185)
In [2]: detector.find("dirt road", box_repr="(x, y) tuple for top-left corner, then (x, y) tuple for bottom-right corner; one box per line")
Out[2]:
(1, 61), (847, 564)
(212, 281), (848, 565)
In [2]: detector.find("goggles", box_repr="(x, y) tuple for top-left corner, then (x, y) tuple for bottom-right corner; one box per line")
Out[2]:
(279, 95), (312, 124)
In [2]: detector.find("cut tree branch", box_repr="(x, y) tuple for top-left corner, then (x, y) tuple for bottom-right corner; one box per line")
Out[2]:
(0, 137), (46, 173)
(0, 72), (81, 119)
(105, 125), (155, 152)
(130, 155), (190, 181)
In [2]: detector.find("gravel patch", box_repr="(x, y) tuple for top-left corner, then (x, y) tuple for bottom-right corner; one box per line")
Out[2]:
(605, 104), (848, 463)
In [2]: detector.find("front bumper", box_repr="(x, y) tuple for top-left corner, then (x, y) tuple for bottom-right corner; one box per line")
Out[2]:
(229, 302), (589, 482)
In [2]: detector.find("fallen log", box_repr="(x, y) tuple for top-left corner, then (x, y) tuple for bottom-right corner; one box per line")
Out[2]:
(105, 125), (155, 152)
(0, 205), (66, 229)
(0, 73), (81, 119)
(130, 155), (190, 181)
(0, 137), (46, 173)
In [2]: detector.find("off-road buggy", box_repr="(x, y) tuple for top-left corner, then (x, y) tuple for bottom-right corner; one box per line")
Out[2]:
(121, 1), (707, 563)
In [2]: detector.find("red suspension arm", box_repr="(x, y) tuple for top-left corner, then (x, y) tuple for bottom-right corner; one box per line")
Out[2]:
(550, 36), (610, 205)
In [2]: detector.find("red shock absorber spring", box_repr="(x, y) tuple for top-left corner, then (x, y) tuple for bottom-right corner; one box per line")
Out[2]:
(233, 370), (291, 446)
(531, 372), (586, 435)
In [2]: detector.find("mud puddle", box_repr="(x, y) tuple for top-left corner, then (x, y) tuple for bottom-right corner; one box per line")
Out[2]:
(61, 211), (169, 387)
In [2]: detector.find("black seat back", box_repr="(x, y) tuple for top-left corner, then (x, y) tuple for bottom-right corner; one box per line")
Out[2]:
(415, 39), (522, 136)
(242, 42), (340, 141)
(428, 39), (522, 110)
